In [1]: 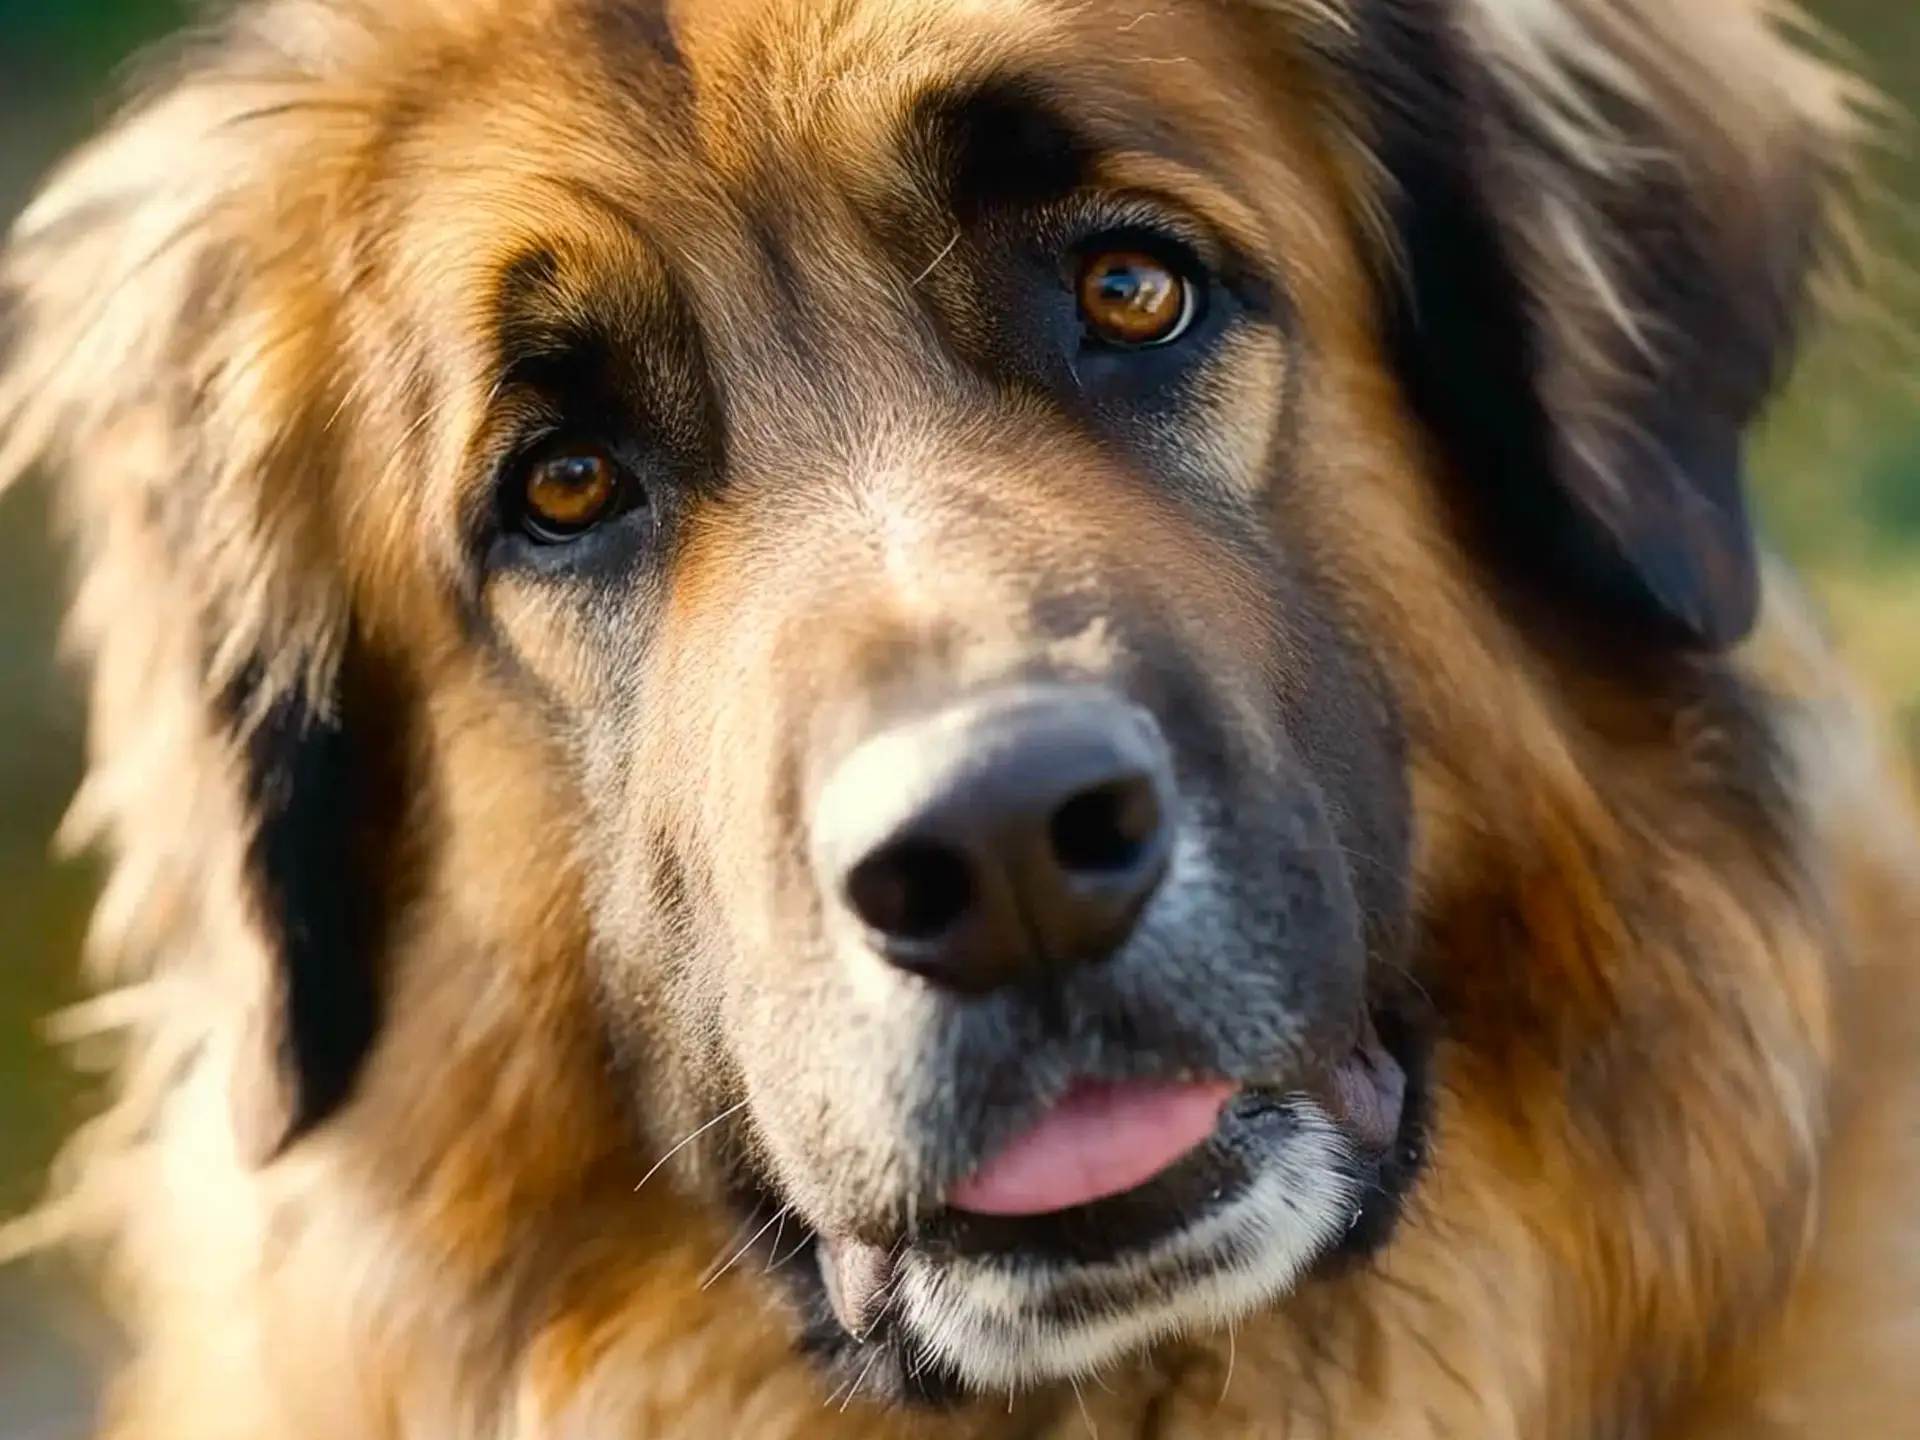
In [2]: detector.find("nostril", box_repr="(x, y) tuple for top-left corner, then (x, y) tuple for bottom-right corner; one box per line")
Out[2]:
(844, 840), (976, 941)
(1048, 774), (1164, 876)
(814, 684), (1180, 989)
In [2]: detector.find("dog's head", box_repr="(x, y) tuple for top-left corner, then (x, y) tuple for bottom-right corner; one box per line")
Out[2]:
(0, 0), (1862, 1414)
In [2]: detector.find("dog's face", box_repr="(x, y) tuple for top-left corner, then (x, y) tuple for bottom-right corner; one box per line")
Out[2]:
(427, 7), (1425, 1394)
(0, 0), (1853, 1418)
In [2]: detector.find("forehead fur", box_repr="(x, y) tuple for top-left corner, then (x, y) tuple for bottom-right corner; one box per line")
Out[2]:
(0, 0), (1868, 689)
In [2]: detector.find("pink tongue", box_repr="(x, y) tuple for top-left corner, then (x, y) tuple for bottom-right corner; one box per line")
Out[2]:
(947, 1079), (1235, 1217)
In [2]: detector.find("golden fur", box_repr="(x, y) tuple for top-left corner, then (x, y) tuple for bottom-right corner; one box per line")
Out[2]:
(2, 0), (1916, 1436)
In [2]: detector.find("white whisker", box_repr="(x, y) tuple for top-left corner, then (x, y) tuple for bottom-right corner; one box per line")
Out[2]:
(702, 1205), (790, 1291)
(837, 1350), (884, 1413)
(768, 1221), (814, 1273)
(762, 1208), (788, 1273)
(1072, 1378), (1099, 1438)
(1219, 1322), (1237, 1407)
(911, 231), (961, 287)
(633, 1099), (749, 1193)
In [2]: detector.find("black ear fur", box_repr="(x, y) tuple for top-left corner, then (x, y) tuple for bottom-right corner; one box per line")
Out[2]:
(221, 654), (384, 1167)
(1354, 0), (1834, 652)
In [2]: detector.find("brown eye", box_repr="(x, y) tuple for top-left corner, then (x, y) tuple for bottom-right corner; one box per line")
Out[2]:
(1076, 248), (1196, 348)
(519, 445), (624, 542)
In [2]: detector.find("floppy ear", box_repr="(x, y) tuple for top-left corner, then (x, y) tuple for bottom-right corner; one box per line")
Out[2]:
(0, 40), (384, 1165)
(219, 660), (384, 1166)
(1350, 0), (1864, 651)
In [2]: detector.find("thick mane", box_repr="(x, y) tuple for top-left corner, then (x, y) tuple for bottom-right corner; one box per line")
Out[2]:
(0, 3), (1914, 1438)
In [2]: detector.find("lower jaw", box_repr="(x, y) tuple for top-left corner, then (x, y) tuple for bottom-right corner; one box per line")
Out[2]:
(779, 1010), (1432, 1406)
(798, 1134), (1371, 1407)
(808, 1123), (1425, 1408)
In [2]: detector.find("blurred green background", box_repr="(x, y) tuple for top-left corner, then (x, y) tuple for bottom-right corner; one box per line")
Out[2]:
(0, 1), (1914, 1433)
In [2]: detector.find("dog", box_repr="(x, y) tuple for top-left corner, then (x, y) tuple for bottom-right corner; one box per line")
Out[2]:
(2, 0), (1917, 1435)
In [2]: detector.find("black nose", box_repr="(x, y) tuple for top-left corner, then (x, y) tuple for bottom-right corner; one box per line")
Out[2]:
(812, 683), (1177, 993)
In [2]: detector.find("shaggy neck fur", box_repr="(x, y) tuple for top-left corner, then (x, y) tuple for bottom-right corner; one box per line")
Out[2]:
(15, 569), (1913, 1440)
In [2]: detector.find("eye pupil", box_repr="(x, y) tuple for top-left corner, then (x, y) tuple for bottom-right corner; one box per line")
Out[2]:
(1077, 248), (1193, 347)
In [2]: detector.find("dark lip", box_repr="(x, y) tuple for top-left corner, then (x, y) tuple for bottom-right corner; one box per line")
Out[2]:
(916, 1088), (1320, 1264)
(912, 1020), (1420, 1267)
(1320, 999), (1432, 1264)
(792, 1002), (1427, 1269)
(876, 1004), (1380, 1237)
